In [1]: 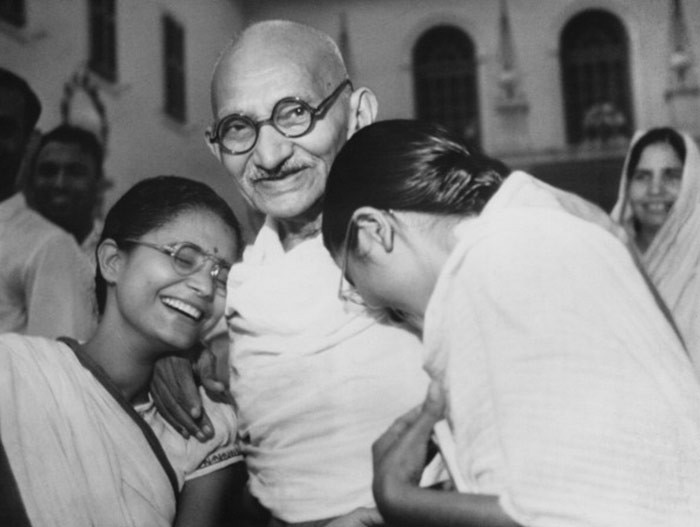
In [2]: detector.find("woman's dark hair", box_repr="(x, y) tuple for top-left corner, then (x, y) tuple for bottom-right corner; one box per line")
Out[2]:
(626, 127), (686, 180)
(95, 175), (242, 313)
(322, 119), (510, 255)
(0, 67), (41, 132)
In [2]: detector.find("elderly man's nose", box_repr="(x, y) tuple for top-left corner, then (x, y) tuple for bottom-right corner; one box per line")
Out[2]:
(253, 125), (293, 170)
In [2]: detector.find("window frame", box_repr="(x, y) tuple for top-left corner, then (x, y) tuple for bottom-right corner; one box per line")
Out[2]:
(559, 9), (633, 146)
(0, 0), (26, 28)
(87, 0), (118, 83)
(162, 13), (187, 123)
(413, 25), (481, 148)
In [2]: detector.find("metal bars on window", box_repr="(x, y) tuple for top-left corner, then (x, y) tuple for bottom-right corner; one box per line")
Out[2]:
(88, 0), (117, 82)
(0, 0), (25, 28)
(163, 14), (186, 123)
(413, 25), (481, 147)
(559, 10), (633, 145)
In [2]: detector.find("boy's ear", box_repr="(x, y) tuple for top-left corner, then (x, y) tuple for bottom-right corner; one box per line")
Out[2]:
(96, 239), (123, 285)
(352, 207), (394, 254)
(347, 87), (378, 139)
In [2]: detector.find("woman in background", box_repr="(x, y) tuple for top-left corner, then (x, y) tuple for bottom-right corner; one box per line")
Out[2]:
(611, 127), (700, 376)
(322, 119), (700, 527)
(0, 175), (245, 527)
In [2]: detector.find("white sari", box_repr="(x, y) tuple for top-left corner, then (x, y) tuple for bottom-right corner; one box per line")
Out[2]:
(0, 335), (241, 527)
(611, 130), (700, 378)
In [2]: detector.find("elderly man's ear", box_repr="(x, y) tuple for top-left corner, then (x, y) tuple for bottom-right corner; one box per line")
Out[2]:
(205, 127), (219, 160)
(347, 87), (378, 139)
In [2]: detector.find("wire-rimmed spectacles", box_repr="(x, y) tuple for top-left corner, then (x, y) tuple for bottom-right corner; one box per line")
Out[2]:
(123, 239), (231, 291)
(207, 79), (352, 155)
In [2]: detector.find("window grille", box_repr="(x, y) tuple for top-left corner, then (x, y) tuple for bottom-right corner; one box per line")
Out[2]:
(560, 10), (633, 145)
(88, 0), (117, 82)
(163, 14), (186, 122)
(413, 25), (481, 147)
(0, 0), (25, 28)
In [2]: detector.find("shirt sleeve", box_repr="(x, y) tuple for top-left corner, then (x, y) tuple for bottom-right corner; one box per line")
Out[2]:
(184, 390), (243, 482)
(23, 232), (97, 340)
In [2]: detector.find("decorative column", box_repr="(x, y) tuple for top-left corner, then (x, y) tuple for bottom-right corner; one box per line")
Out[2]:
(493, 0), (530, 153)
(338, 13), (356, 80)
(61, 68), (109, 148)
(665, 0), (700, 133)
(60, 68), (112, 218)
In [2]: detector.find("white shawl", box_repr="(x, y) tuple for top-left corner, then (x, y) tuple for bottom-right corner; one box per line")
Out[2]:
(225, 220), (429, 522)
(424, 172), (700, 526)
(0, 335), (176, 527)
(611, 131), (700, 375)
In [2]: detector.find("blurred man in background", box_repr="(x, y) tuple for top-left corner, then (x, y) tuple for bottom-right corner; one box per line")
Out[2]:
(25, 124), (105, 261)
(0, 68), (96, 339)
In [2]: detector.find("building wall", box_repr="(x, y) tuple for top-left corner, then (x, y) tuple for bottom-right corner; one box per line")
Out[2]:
(0, 0), (255, 233)
(3, 0), (700, 221)
(243, 0), (700, 156)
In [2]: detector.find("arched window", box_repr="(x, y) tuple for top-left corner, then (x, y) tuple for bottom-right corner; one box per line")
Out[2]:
(560, 10), (633, 145)
(413, 26), (480, 147)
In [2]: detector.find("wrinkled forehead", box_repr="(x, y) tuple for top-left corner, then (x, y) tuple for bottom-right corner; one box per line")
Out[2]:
(211, 42), (334, 120)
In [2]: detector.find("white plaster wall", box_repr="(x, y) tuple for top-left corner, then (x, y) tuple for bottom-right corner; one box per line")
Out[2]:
(0, 0), (253, 233)
(243, 0), (700, 153)
(3, 0), (700, 223)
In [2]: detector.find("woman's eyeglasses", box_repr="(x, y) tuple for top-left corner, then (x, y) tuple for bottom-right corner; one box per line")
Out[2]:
(123, 239), (231, 290)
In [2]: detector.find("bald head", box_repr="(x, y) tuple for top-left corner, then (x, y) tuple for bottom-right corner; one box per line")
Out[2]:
(210, 20), (348, 116)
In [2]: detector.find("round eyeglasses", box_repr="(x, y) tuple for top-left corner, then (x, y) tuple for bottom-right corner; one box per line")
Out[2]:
(207, 79), (352, 155)
(123, 239), (231, 291)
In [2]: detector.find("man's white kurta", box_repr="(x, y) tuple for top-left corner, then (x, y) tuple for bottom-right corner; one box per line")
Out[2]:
(425, 172), (700, 526)
(225, 223), (429, 522)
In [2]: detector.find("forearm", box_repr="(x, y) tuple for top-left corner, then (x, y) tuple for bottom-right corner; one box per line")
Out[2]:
(378, 486), (520, 527)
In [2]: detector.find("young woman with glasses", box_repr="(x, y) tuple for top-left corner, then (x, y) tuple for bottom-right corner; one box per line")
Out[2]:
(321, 119), (700, 527)
(0, 175), (245, 526)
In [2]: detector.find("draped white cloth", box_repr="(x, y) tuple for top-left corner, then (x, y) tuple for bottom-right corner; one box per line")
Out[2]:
(611, 130), (700, 377)
(0, 193), (96, 339)
(0, 334), (241, 527)
(424, 172), (700, 526)
(225, 220), (429, 522)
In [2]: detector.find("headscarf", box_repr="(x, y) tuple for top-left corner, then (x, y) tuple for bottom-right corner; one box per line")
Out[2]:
(611, 129), (700, 375)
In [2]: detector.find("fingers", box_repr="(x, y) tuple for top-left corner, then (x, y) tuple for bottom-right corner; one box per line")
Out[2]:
(152, 357), (213, 441)
(353, 507), (384, 526)
(208, 334), (232, 391)
(151, 368), (195, 439)
(326, 507), (385, 527)
(373, 404), (422, 458)
(422, 380), (446, 419)
(197, 349), (227, 395)
(373, 383), (446, 460)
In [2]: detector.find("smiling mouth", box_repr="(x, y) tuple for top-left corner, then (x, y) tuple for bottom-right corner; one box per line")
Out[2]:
(254, 167), (306, 183)
(642, 202), (673, 214)
(161, 297), (204, 321)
